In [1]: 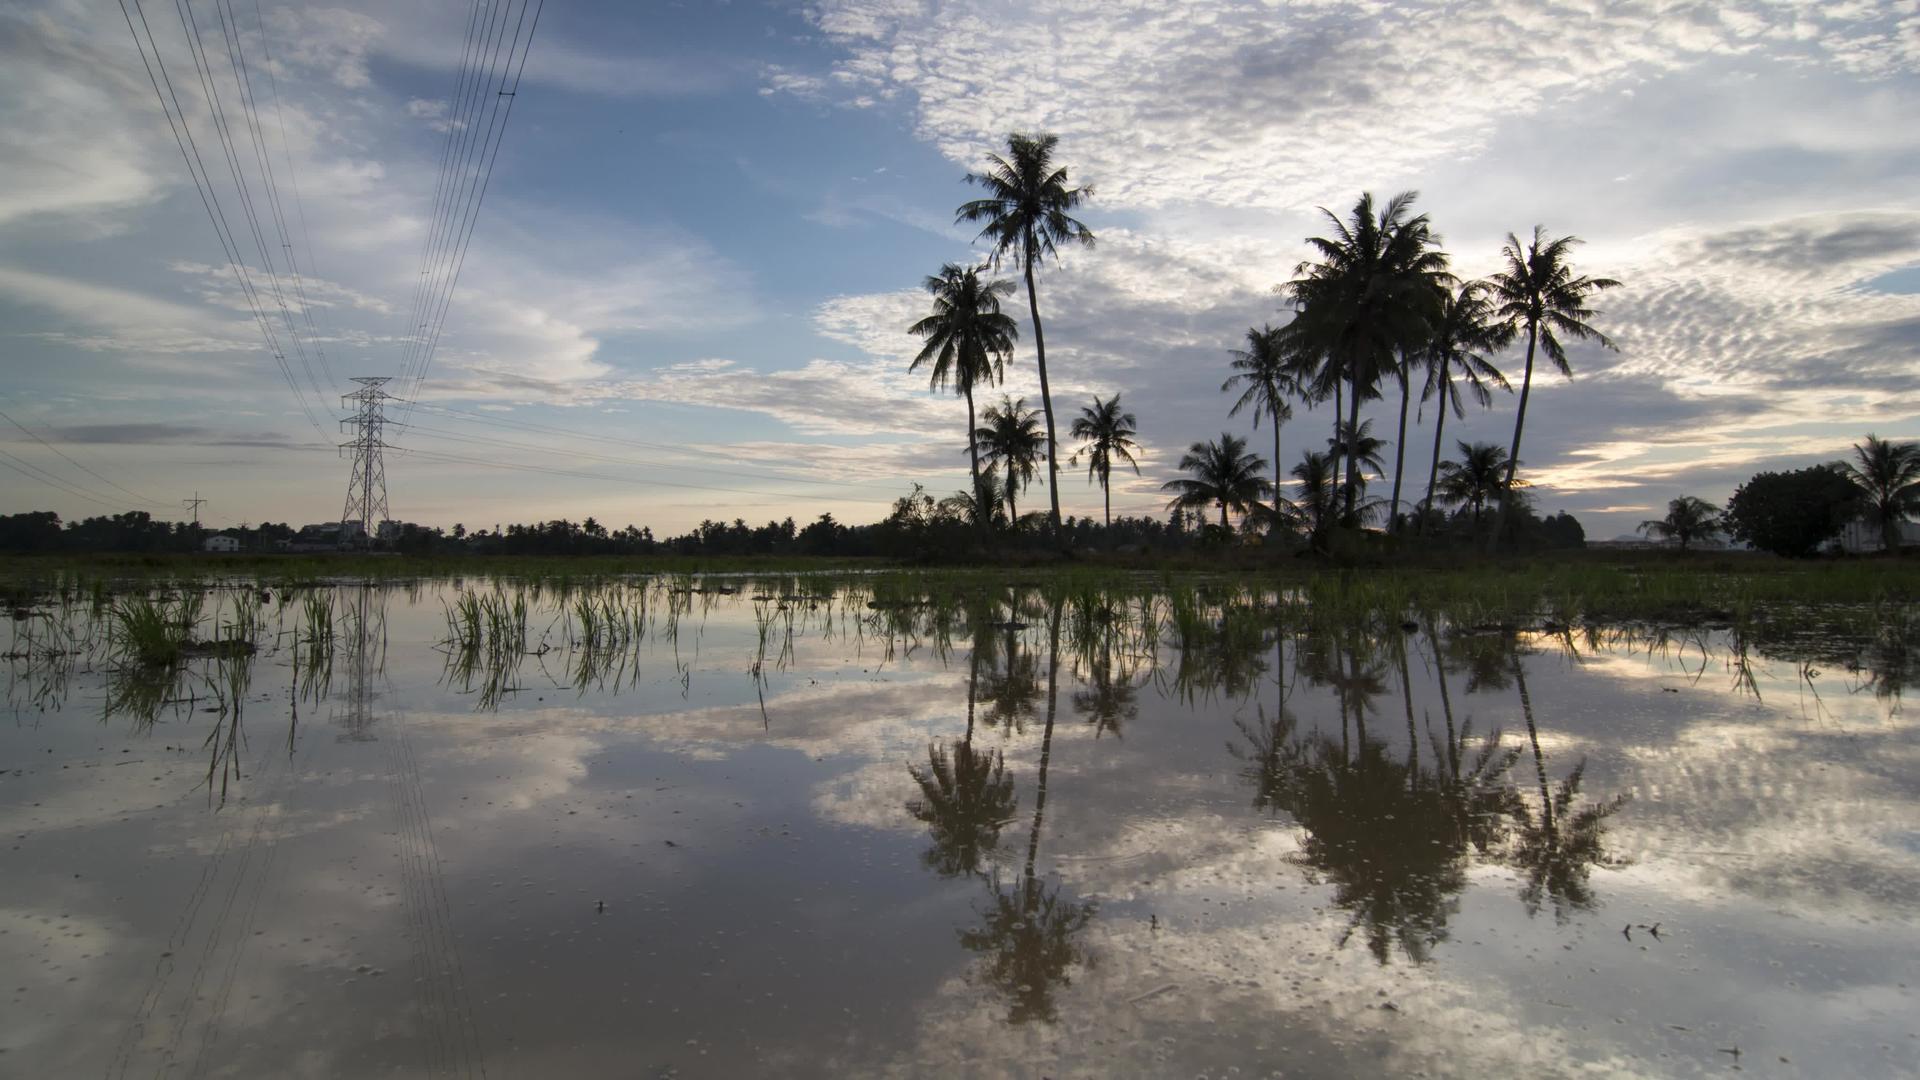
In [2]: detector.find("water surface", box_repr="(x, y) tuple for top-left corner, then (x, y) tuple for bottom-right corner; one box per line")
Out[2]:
(3, 577), (1915, 1077)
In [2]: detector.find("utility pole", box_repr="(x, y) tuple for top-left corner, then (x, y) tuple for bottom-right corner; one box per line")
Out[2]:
(183, 492), (206, 527)
(339, 377), (393, 549)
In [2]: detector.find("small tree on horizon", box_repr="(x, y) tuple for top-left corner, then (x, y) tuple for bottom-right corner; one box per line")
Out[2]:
(1838, 433), (1920, 552)
(1162, 432), (1271, 533)
(1637, 496), (1722, 552)
(1067, 393), (1141, 529)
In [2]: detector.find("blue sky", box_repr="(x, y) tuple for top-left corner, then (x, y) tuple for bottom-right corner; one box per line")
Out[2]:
(2, 0), (1916, 538)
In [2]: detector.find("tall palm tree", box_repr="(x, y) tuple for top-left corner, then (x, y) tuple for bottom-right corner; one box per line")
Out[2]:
(975, 395), (1045, 526)
(1487, 227), (1620, 545)
(1417, 282), (1513, 534)
(1161, 432), (1271, 532)
(1637, 496), (1722, 552)
(1224, 322), (1311, 523)
(1285, 191), (1450, 525)
(1436, 441), (1512, 530)
(957, 134), (1096, 540)
(1839, 433), (1920, 552)
(1067, 394), (1141, 528)
(908, 264), (1020, 527)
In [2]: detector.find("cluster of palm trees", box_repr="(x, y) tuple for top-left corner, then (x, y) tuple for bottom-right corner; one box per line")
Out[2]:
(908, 132), (1624, 548)
(1639, 434), (1920, 552)
(1173, 195), (1619, 543)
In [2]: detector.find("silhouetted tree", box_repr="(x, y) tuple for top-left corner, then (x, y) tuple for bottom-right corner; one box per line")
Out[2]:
(1416, 282), (1513, 532)
(1162, 432), (1271, 532)
(1486, 227), (1619, 546)
(1067, 393), (1141, 529)
(957, 133), (1095, 539)
(909, 264), (1020, 527)
(975, 395), (1046, 526)
(1638, 496), (1722, 551)
(1286, 192), (1450, 524)
(1724, 465), (1860, 558)
(1839, 433), (1920, 552)
(1225, 322), (1313, 524)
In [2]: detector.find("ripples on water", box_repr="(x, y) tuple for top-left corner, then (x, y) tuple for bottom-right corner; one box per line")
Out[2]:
(1, 575), (1915, 1077)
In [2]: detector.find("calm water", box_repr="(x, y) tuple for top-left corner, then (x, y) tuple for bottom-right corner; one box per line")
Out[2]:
(2, 577), (1915, 1078)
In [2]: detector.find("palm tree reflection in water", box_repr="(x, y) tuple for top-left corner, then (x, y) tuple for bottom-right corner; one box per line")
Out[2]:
(1234, 626), (1625, 962)
(1509, 640), (1628, 921)
(909, 596), (1095, 1023)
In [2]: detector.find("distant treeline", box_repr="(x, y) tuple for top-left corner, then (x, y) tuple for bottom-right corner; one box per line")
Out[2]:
(0, 497), (1585, 560)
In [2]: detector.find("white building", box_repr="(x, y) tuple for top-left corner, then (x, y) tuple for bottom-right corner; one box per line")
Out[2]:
(202, 534), (241, 554)
(1832, 517), (1920, 554)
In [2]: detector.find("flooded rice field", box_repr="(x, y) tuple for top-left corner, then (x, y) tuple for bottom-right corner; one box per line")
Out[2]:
(2, 573), (1916, 1078)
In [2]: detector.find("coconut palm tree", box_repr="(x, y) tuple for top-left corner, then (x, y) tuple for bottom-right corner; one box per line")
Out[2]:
(975, 395), (1045, 526)
(1285, 192), (1450, 525)
(1839, 433), (1920, 552)
(1487, 227), (1620, 545)
(1637, 496), (1722, 552)
(1067, 394), (1141, 528)
(1224, 322), (1311, 523)
(1436, 441), (1512, 530)
(1417, 282), (1513, 533)
(908, 264), (1020, 527)
(957, 134), (1096, 540)
(1162, 432), (1271, 532)
(1328, 419), (1388, 509)
(1291, 450), (1341, 537)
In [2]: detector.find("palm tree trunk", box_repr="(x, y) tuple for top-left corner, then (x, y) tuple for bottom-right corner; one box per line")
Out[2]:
(1272, 419), (1284, 530)
(1025, 598), (1063, 881)
(1492, 321), (1539, 550)
(1102, 464), (1111, 529)
(1399, 636), (1418, 786)
(964, 383), (986, 535)
(1419, 362), (1450, 538)
(1430, 626), (1458, 778)
(1343, 371), (1364, 524)
(965, 635), (979, 744)
(1007, 481), (1017, 525)
(1219, 500), (1229, 532)
(1514, 648), (1553, 836)
(1330, 378), (1344, 525)
(1022, 242), (1063, 540)
(1389, 357), (1412, 533)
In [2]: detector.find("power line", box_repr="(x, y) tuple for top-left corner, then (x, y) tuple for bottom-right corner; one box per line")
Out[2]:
(186, 0), (332, 413)
(398, 0), (545, 423)
(0, 447), (134, 512)
(0, 406), (171, 508)
(395, 0), (497, 399)
(252, 0), (337, 395)
(115, 0), (326, 434)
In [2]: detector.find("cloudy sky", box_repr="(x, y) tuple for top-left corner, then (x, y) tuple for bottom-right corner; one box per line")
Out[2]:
(2, 0), (1916, 538)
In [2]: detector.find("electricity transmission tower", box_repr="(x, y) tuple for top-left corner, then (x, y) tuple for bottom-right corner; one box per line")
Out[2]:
(339, 377), (393, 548)
(183, 492), (206, 527)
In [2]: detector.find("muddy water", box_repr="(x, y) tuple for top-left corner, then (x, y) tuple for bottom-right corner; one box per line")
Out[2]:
(2, 579), (1914, 1078)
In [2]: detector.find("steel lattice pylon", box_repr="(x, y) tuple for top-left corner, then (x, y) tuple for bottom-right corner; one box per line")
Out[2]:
(339, 377), (393, 547)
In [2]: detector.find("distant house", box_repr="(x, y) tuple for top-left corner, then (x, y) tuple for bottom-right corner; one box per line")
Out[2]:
(202, 534), (241, 554)
(1831, 517), (1920, 554)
